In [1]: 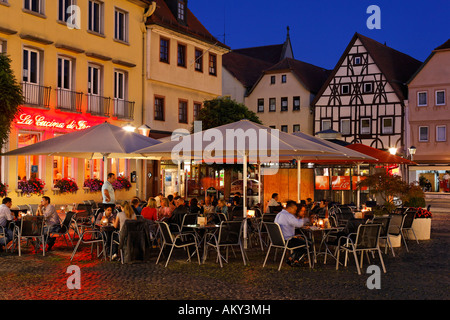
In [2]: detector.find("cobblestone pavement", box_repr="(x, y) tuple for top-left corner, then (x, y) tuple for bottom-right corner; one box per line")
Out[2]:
(0, 212), (448, 301)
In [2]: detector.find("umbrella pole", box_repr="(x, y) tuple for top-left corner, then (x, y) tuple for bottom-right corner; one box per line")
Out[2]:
(243, 153), (248, 249)
(258, 161), (261, 205)
(297, 157), (302, 203)
(357, 163), (361, 209)
(103, 155), (108, 182)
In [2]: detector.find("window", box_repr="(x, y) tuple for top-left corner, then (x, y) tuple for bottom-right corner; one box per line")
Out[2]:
(17, 131), (42, 183)
(340, 119), (351, 135)
(24, 0), (43, 14)
(418, 91), (427, 106)
(88, 0), (103, 34)
(341, 84), (350, 95)
(360, 118), (371, 134)
(436, 90), (446, 106)
(257, 99), (264, 113)
(111, 158), (129, 178)
(354, 56), (362, 65)
(57, 57), (72, 90)
(88, 65), (101, 95)
(363, 82), (373, 93)
(281, 125), (288, 133)
(270, 76), (275, 85)
(114, 70), (126, 100)
(114, 9), (128, 42)
(59, 0), (75, 22)
(281, 75), (287, 83)
(281, 97), (288, 111)
(269, 125), (276, 129)
(23, 48), (40, 84)
(177, 43), (186, 67)
(177, 0), (185, 22)
(84, 159), (102, 180)
(160, 38), (169, 63)
(419, 126), (429, 142)
(178, 100), (188, 123)
(0, 40), (4, 53)
(194, 49), (203, 72)
(154, 96), (164, 121)
(293, 96), (300, 111)
(382, 117), (393, 134)
(208, 53), (217, 76)
(269, 98), (276, 112)
(193, 102), (201, 120)
(53, 133), (76, 186)
(293, 124), (300, 132)
(321, 119), (331, 131)
(436, 125), (446, 142)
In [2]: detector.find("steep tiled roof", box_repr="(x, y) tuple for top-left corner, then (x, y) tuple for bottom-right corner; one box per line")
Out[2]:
(222, 52), (274, 89)
(232, 44), (285, 64)
(434, 39), (450, 51)
(264, 58), (331, 93)
(146, 0), (229, 50)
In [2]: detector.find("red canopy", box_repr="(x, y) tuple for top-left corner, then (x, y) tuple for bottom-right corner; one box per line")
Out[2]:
(346, 144), (416, 165)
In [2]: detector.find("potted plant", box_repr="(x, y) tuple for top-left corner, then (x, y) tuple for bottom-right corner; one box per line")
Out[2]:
(18, 178), (45, 196)
(54, 178), (79, 194)
(83, 178), (104, 192)
(406, 207), (432, 240)
(112, 176), (132, 191)
(0, 182), (8, 198)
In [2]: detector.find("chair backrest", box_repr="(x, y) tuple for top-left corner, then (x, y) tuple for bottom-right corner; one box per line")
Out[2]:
(17, 205), (29, 212)
(217, 213), (227, 223)
(61, 211), (77, 229)
(329, 215), (338, 228)
(402, 210), (416, 229)
(269, 205), (283, 214)
(388, 214), (405, 236)
(183, 213), (198, 226)
(371, 216), (391, 237)
(263, 222), (286, 247)
(157, 221), (173, 245)
(217, 221), (243, 245)
(262, 214), (276, 222)
(77, 203), (93, 216)
(28, 204), (38, 215)
(20, 216), (44, 237)
(354, 223), (381, 249)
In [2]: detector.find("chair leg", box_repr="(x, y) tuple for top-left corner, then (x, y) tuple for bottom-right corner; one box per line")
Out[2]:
(353, 250), (361, 275)
(70, 237), (83, 261)
(263, 245), (271, 268)
(278, 248), (287, 271)
(377, 248), (387, 273)
(156, 244), (165, 265)
(240, 243), (247, 266)
(387, 236), (395, 257)
(165, 245), (175, 267)
(401, 230), (409, 252)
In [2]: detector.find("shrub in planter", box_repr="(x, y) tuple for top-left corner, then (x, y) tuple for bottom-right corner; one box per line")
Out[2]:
(18, 178), (45, 195)
(407, 207), (432, 240)
(0, 182), (8, 198)
(54, 178), (78, 194)
(112, 176), (132, 191)
(83, 178), (104, 192)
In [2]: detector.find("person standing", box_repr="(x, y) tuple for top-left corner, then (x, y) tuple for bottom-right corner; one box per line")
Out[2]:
(37, 196), (61, 251)
(102, 173), (116, 209)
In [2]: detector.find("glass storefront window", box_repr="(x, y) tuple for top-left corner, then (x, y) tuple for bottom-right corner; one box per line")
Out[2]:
(110, 158), (129, 177)
(84, 159), (103, 180)
(17, 131), (42, 183)
(53, 156), (75, 185)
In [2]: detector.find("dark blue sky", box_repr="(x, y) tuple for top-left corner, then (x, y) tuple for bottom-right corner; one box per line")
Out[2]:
(190, 0), (450, 69)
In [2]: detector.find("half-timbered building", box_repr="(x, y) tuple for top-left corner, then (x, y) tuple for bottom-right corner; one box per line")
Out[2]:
(312, 33), (422, 155)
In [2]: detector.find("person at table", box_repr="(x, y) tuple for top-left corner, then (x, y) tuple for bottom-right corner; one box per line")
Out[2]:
(311, 200), (328, 218)
(131, 198), (142, 216)
(274, 200), (309, 266)
(141, 198), (158, 221)
(168, 197), (190, 230)
(0, 197), (14, 248)
(110, 201), (137, 260)
(95, 206), (116, 225)
(202, 196), (215, 215)
(102, 173), (116, 208)
(266, 193), (281, 213)
(296, 204), (308, 219)
(215, 199), (228, 217)
(154, 192), (164, 208)
(37, 196), (61, 251)
(158, 198), (173, 220)
(232, 192), (242, 207)
(189, 197), (203, 215)
(167, 194), (176, 209)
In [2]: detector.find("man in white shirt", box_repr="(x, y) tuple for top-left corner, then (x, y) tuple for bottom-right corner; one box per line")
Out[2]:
(0, 197), (14, 246)
(274, 200), (309, 266)
(102, 173), (116, 206)
(266, 193), (281, 213)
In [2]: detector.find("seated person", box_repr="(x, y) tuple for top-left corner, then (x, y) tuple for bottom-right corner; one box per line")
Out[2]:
(168, 198), (190, 230)
(274, 200), (309, 266)
(0, 197), (14, 248)
(266, 193), (281, 213)
(232, 192), (242, 207)
(215, 199), (228, 218)
(37, 196), (61, 251)
(311, 200), (328, 218)
(202, 196), (215, 215)
(95, 206), (116, 225)
(188, 198), (203, 215)
(131, 198), (142, 216)
(158, 198), (173, 220)
(111, 201), (137, 260)
(141, 198), (158, 221)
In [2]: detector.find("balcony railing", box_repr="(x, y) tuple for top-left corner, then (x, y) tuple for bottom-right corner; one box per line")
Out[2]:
(86, 94), (110, 117)
(56, 89), (83, 113)
(21, 82), (51, 108)
(112, 99), (135, 120)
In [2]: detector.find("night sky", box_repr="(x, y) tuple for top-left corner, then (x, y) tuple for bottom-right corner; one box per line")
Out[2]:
(190, 0), (450, 69)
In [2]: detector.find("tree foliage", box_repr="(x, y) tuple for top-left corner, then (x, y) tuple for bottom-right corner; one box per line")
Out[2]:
(0, 54), (23, 147)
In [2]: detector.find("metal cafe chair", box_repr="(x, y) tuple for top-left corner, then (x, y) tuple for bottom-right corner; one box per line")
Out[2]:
(262, 222), (312, 271)
(203, 220), (248, 268)
(369, 215), (395, 256)
(336, 223), (386, 275)
(48, 211), (77, 248)
(258, 214), (276, 251)
(156, 221), (201, 267)
(70, 228), (107, 261)
(16, 216), (46, 256)
(400, 209), (419, 251)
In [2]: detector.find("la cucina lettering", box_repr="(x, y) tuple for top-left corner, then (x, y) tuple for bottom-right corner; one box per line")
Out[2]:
(16, 113), (92, 131)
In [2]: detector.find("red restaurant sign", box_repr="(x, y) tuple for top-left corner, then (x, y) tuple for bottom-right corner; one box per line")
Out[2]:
(331, 176), (351, 190)
(15, 112), (95, 131)
(352, 176), (368, 190)
(315, 176), (330, 190)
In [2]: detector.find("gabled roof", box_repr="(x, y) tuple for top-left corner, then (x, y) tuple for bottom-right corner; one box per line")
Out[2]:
(312, 33), (422, 106)
(232, 44), (286, 65)
(263, 58), (331, 93)
(146, 0), (229, 50)
(222, 51), (274, 89)
(407, 38), (450, 85)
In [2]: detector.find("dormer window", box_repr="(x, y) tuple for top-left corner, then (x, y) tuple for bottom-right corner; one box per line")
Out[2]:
(177, 0), (186, 22)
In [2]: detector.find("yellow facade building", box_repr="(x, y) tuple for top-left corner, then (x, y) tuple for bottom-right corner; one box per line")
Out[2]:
(0, 0), (152, 206)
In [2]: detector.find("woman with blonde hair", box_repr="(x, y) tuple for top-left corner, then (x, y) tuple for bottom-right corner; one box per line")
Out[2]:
(158, 197), (173, 220)
(141, 197), (158, 221)
(111, 201), (136, 260)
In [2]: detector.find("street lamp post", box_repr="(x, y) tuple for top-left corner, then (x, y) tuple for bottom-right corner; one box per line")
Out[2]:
(408, 146), (416, 161)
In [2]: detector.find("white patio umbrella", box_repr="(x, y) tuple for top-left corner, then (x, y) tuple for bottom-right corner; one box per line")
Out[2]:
(1, 121), (162, 181)
(134, 119), (346, 247)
